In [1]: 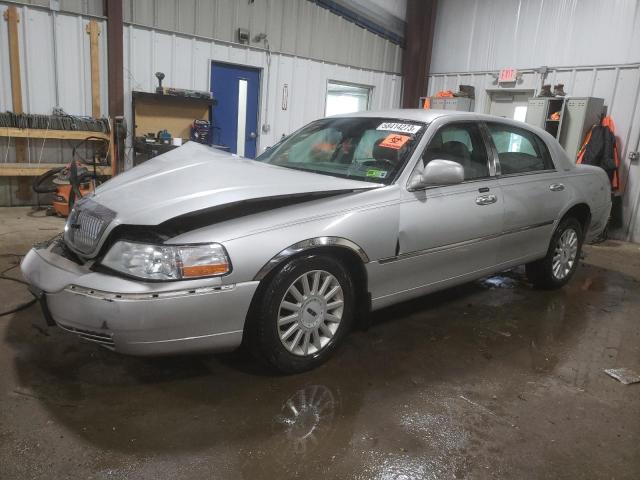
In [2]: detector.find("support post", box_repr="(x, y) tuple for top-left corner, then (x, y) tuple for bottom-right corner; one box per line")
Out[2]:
(86, 20), (101, 118)
(3, 6), (30, 201)
(401, 0), (438, 108)
(105, 0), (124, 117)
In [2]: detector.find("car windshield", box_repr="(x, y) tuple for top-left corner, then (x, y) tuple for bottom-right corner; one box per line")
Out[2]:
(256, 117), (426, 185)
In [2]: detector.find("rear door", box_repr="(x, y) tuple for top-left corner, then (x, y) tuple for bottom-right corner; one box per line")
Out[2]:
(210, 62), (260, 158)
(384, 121), (504, 296)
(484, 122), (569, 263)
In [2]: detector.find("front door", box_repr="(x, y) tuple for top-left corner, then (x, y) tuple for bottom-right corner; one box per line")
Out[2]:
(383, 122), (504, 298)
(210, 62), (260, 158)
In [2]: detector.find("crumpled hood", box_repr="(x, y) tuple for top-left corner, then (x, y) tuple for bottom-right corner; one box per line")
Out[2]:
(93, 142), (380, 225)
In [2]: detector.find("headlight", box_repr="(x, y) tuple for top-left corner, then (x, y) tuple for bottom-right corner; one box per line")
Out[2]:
(101, 241), (231, 280)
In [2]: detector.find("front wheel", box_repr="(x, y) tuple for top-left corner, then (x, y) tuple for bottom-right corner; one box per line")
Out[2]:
(247, 254), (355, 373)
(526, 217), (583, 289)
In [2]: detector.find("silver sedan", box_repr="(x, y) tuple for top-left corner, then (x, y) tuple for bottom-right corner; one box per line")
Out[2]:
(21, 110), (611, 372)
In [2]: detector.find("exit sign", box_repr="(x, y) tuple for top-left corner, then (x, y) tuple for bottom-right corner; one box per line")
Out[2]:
(499, 68), (518, 83)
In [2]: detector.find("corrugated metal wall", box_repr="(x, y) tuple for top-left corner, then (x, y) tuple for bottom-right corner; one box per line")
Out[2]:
(121, 0), (402, 74)
(427, 0), (640, 242)
(430, 0), (640, 73)
(123, 24), (402, 165)
(0, 0), (403, 205)
(0, 3), (108, 206)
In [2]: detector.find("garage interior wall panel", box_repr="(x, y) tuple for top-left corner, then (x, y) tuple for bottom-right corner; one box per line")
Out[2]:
(122, 0), (403, 74)
(428, 0), (640, 243)
(0, 1), (402, 206)
(0, 3), (108, 206)
(124, 24), (402, 162)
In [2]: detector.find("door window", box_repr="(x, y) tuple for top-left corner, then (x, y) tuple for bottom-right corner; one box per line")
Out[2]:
(487, 123), (554, 174)
(422, 123), (490, 180)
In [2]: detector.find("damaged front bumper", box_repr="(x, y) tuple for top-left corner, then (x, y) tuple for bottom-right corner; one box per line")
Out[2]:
(20, 240), (258, 355)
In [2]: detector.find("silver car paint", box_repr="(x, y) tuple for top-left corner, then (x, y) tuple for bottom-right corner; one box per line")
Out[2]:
(20, 109), (611, 355)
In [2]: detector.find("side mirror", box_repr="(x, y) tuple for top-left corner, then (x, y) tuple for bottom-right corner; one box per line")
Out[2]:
(408, 159), (464, 190)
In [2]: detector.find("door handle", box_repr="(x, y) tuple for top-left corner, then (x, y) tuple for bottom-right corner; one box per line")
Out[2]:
(549, 183), (565, 192)
(476, 194), (497, 206)
(249, 132), (257, 139)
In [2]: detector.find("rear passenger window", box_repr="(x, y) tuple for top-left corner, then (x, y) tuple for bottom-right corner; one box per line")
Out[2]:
(422, 123), (490, 180)
(487, 124), (554, 175)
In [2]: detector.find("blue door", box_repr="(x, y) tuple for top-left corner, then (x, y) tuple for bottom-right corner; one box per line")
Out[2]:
(210, 62), (260, 158)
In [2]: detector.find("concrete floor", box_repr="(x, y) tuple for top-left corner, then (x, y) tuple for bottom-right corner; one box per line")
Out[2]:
(1, 207), (639, 480)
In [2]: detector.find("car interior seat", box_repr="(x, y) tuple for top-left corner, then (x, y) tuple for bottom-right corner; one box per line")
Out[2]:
(372, 138), (401, 166)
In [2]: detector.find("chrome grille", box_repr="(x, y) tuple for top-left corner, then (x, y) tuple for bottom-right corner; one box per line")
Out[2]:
(72, 210), (104, 251)
(64, 198), (116, 255)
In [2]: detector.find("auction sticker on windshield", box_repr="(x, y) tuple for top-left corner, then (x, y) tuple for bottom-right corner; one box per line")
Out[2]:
(380, 133), (411, 150)
(377, 122), (421, 134)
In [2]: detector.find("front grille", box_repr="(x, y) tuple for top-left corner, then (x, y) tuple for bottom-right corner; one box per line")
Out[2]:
(64, 197), (116, 255)
(57, 323), (115, 349)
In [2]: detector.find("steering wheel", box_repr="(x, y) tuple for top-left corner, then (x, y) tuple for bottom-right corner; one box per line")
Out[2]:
(361, 158), (396, 169)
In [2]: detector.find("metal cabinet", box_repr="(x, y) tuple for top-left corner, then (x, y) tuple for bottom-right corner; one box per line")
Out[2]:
(427, 97), (474, 111)
(525, 97), (565, 139)
(558, 97), (605, 161)
(444, 97), (474, 111)
(526, 96), (604, 161)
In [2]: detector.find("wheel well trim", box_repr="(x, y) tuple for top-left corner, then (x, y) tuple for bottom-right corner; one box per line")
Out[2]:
(253, 237), (370, 281)
(558, 202), (592, 230)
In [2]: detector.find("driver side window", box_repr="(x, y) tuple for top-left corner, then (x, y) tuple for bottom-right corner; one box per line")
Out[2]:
(423, 123), (490, 181)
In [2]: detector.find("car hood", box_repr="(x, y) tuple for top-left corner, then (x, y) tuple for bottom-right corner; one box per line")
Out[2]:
(93, 142), (381, 225)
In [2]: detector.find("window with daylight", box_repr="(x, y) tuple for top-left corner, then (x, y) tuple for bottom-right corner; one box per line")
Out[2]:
(325, 81), (371, 117)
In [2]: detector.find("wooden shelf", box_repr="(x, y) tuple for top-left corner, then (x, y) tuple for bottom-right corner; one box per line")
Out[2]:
(132, 90), (214, 107)
(0, 127), (110, 141)
(0, 163), (112, 177)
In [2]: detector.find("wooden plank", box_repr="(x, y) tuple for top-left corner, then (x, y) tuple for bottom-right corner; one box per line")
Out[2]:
(0, 127), (110, 141)
(109, 120), (118, 175)
(0, 163), (112, 177)
(3, 6), (30, 200)
(3, 6), (22, 113)
(86, 20), (101, 118)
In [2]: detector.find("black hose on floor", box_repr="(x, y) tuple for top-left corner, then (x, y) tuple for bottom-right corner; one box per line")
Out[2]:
(0, 254), (37, 318)
(0, 298), (37, 317)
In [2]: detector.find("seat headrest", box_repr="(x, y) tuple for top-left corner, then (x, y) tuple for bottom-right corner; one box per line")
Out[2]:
(441, 141), (470, 160)
(373, 138), (400, 163)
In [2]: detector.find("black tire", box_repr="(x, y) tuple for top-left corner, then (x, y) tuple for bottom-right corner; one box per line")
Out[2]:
(247, 254), (355, 373)
(526, 217), (583, 289)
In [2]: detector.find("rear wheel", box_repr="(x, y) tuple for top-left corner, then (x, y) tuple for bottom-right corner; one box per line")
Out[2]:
(526, 217), (583, 289)
(248, 254), (355, 373)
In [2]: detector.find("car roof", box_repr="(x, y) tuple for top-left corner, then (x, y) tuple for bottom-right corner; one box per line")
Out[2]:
(330, 108), (465, 123)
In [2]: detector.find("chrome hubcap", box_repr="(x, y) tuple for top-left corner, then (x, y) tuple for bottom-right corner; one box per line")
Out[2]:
(552, 228), (578, 280)
(277, 270), (344, 357)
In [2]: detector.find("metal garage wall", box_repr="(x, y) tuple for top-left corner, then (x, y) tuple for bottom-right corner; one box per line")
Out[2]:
(0, 2), (108, 206)
(122, 0), (402, 74)
(427, 0), (640, 242)
(123, 24), (402, 166)
(0, 1), (403, 206)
